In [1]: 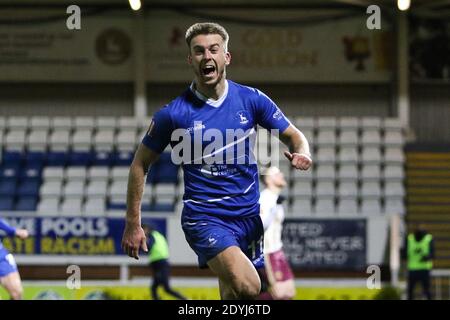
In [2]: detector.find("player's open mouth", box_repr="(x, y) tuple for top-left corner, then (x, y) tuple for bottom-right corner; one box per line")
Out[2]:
(202, 65), (216, 76)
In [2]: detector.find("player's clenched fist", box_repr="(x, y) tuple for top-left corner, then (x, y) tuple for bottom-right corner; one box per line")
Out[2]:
(284, 151), (312, 170)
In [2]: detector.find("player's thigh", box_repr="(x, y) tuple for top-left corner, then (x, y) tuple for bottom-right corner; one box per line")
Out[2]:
(207, 246), (260, 286)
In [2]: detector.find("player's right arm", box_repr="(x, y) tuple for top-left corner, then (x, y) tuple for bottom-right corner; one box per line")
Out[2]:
(0, 218), (28, 239)
(122, 107), (174, 260)
(122, 144), (159, 260)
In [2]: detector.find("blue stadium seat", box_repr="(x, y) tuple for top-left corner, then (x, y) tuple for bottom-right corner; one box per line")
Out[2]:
(1, 150), (23, 165)
(112, 151), (133, 166)
(20, 166), (42, 181)
(0, 178), (17, 196)
(107, 203), (127, 210)
(47, 151), (67, 167)
(152, 203), (175, 212)
(24, 151), (47, 167)
(15, 196), (38, 211)
(0, 166), (20, 179)
(17, 179), (41, 197)
(68, 151), (93, 166)
(92, 151), (113, 166)
(0, 196), (14, 211)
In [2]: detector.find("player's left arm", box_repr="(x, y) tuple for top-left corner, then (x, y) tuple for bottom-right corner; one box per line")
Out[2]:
(0, 218), (28, 239)
(279, 124), (312, 171)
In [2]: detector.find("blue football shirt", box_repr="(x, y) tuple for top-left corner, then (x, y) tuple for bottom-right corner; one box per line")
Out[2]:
(0, 218), (16, 260)
(142, 80), (290, 218)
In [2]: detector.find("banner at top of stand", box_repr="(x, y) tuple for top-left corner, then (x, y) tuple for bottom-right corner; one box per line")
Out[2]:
(0, 8), (392, 83)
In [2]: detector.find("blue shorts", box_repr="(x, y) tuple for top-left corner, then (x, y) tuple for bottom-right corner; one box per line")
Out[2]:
(0, 254), (18, 278)
(181, 208), (265, 269)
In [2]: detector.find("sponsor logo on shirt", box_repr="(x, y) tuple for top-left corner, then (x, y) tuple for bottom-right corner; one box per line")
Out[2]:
(273, 109), (283, 120)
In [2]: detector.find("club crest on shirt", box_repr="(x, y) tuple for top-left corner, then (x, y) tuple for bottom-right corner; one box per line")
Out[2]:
(236, 111), (249, 125)
(272, 109), (283, 120)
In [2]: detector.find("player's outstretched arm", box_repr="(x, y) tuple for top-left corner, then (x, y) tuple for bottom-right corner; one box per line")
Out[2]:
(279, 124), (312, 171)
(122, 143), (160, 260)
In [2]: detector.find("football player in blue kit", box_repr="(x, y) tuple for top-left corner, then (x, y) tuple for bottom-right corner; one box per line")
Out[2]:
(122, 22), (312, 299)
(0, 218), (29, 300)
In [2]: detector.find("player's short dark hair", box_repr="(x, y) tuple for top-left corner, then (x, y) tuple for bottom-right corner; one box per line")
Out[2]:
(185, 22), (229, 51)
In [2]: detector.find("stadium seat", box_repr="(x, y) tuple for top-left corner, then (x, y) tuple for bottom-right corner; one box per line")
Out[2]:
(83, 197), (106, 216)
(294, 117), (315, 131)
(361, 181), (381, 197)
(384, 165), (405, 181)
(27, 129), (49, 151)
(42, 167), (64, 182)
(118, 117), (140, 131)
(384, 181), (405, 197)
(338, 164), (359, 181)
(71, 130), (93, 151)
(37, 196), (60, 214)
(338, 146), (359, 163)
(63, 181), (85, 198)
(361, 130), (381, 146)
(74, 117), (95, 131)
(88, 166), (110, 181)
(291, 180), (313, 197)
(95, 117), (117, 131)
(339, 130), (359, 146)
(361, 164), (381, 181)
(30, 117), (51, 131)
(91, 151), (113, 166)
(315, 164), (336, 180)
(60, 197), (83, 215)
(112, 151), (134, 166)
(65, 167), (87, 182)
(7, 116), (28, 130)
(316, 147), (336, 164)
(68, 150), (93, 166)
(94, 130), (115, 152)
(384, 147), (405, 163)
(361, 117), (382, 130)
(116, 129), (138, 152)
(338, 181), (358, 198)
(315, 181), (335, 197)
(0, 178), (17, 196)
(49, 130), (71, 151)
(384, 131), (404, 146)
(24, 151), (46, 168)
(0, 196), (14, 211)
(339, 117), (359, 130)
(361, 198), (382, 215)
(314, 197), (336, 215)
(1, 150), (23, 165)
(361, 147), (382, 164)
(17, 179), (41, 197)
(384, 197), (405, 215)
(337, 198), (358, 215)
(291, 197), (312, 216)
(40, 181), (63, 197)
(15, 196), (38, 211)
(111, 167), (129, 182)
(316, 130), (336, 146)
(52, 117), (73, 131)
(5, 130), (27, 151)
(86, 180), (108, 197)
(317, 117), (337, 130)
(47, 151), (68, 166)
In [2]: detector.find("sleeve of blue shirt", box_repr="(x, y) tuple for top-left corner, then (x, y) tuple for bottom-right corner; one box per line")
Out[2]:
(253, 89), (291, 133)
(0, 219), (16, 236)
(141, 107), (174, 154)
